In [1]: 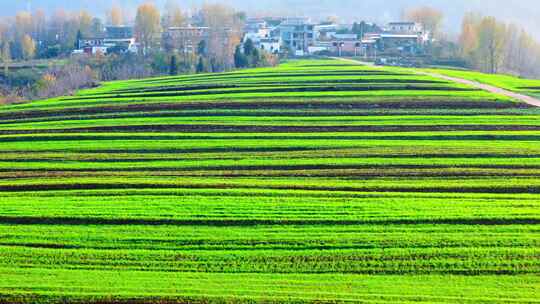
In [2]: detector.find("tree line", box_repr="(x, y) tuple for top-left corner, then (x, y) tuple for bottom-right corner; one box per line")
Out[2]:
(459, 13), (540, 77)
(403, 6), (540, 78)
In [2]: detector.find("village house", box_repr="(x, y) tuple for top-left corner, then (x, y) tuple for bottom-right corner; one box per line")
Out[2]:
(360, 21), (431, 56)
(75, 25), (137, 55)
(76, 37), (108, 55)
(242, 18), (282, 54)
(105, 26), (134, 39)
(314, 23), (339, 41)
(279, 17), (315, 56)
(378, 22), (430, 55)
(162, 26), (210, 54)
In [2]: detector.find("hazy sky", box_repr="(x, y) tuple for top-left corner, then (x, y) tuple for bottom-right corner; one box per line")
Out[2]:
(3, 0), (540, 37)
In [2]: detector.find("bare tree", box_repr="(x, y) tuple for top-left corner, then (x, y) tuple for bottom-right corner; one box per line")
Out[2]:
(108, 6), (124, 26)
(477, 16), (507, 73)
(21, 34), (36, 60)
(135, 2), (161, 55)
(1, 40), (11, 76)
(503, 23), (520, 73)
(200, 4), (244, 71)
(162, 0), (186, 28)
(405, 6), (443, 38)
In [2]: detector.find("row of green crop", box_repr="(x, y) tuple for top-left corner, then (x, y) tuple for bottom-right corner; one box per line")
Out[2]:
(76, 83), (471, 101)
(0, 93), (513, 114)
(5, 90), (509, 112)
(4, 108), (540, 126)
(2, 187), (538, 224)
(2, 137), (540, 153)
(1, 221), (536, 247)
(2, 144), (540, 161)
(4, 114), (540, 131)
(2, 268), (537, 303)
(6, 156), (540, 170)
(0, 245), (537, 275)
(4, 168), (540, 180)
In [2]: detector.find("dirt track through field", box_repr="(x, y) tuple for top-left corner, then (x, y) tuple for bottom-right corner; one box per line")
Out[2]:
(337, 58), (540, 107)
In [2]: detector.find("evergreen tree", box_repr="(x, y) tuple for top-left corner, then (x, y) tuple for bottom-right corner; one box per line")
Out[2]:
(2, 42), (10, 76)
(251, 48), (260, 67)
(197, 40), (207, 56)
(75, 30), (83, 49)
(196, 56), (205, 73)
(169, 55), (178, 75)
(234, 45), (248, 68)
(243, 38), (255, 57)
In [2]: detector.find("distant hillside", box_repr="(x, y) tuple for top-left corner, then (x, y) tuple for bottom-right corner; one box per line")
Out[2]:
(2, 0), (540, 37)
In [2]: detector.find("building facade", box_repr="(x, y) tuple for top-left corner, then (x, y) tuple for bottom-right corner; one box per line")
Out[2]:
(162, 26), (210, 54)
(279, 18), (315, 56)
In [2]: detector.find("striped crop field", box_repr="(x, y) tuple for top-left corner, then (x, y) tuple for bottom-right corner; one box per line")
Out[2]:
(0, 59), (539, 303)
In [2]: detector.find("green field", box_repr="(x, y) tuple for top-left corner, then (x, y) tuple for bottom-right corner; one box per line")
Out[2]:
(0, 59), (539, 303)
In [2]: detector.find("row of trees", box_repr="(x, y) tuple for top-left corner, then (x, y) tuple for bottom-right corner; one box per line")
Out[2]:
(135, 2), (247, 72)
(403, 6), (540, 78)
(0, 9), (109, 61)
(460, 13), (540, 77)
(0, 1), (245, 60)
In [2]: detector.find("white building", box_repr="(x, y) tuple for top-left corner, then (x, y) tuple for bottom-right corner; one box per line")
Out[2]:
(243, 19), (282, 54)
(387, 22), (424, 34)
(359, 22), (432, 56)
(279, 17), (315, 56)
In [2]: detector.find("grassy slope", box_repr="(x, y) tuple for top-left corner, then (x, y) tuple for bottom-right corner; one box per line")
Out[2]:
(0, 59), (539, 303)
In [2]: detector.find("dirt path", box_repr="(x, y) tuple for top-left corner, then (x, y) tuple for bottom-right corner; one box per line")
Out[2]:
(336, 57), (540, 107)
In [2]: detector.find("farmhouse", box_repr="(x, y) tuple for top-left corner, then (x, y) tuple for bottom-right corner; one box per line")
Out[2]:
(75, 25), (138, 55)
(387, 22), (424, 34)
(243, 18), (282, 54)
(279, 17), (315, 56)
(162, 26), (210, 53)
(359, 22), (431, 56)
(77, 38), (107, 55)
(105, 26), (134, 39)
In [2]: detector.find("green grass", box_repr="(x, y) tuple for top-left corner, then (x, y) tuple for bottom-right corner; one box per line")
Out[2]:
(0, 59), (539, 303)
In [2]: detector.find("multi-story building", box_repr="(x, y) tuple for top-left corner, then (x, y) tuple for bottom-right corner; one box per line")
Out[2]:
(162, 26), (210, 53)
(242, 18), (282, 55)
(75, 25), (138, 55)
(279, 17), (315, 56)
(77, 38), (107, 55)
(105, 26), (134, 39)
(361, 22), (431, 56)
